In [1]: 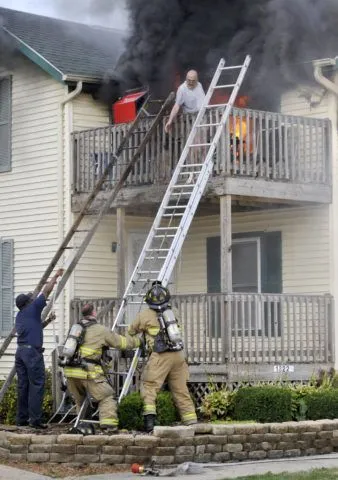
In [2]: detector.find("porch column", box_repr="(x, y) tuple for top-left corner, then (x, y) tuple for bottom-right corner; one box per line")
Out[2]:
(220, 195), (232, 363)
(116, 208), (126, 298)
(220, 195), (232, 293)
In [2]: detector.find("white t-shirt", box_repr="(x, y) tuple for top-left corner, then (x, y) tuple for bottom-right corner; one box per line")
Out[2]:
(175, 81), (205, 114)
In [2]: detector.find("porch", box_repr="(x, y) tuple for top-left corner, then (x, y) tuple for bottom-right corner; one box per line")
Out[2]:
(71, 107), (332, 212)
(71, 293), (334, 383)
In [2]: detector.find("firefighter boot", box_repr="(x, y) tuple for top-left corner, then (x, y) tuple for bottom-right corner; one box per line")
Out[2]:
(144, 414), (156, 433)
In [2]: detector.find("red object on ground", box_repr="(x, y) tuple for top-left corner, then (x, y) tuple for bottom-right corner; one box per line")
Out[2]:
(113, 91), (147, 124)
(131, 463), (144, 474)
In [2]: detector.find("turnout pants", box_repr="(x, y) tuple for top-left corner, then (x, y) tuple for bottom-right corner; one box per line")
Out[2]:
(66, 376), (118, 428)
(141, 350), (197, 425)
(15, 346), (45, 426)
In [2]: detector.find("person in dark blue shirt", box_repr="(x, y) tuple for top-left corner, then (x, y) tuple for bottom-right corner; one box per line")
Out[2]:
(15, 268), (64, 429)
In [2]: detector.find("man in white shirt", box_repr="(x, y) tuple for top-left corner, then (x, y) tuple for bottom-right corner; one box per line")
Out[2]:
(165, 70), (206, 183)
(165, 70), (205, 132)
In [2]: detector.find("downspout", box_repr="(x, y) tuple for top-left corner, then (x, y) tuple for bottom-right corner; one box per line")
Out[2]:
(313, 58), (338, 366)
(57, 81), (83, 344)
(313, 57), (338, 96)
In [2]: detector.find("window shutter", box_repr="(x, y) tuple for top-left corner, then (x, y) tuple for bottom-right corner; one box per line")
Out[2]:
(0, 239), (14, 335)
(206, 236), (221, 293)
(0, 77), (11, 173)
(261, 231), (282, 293)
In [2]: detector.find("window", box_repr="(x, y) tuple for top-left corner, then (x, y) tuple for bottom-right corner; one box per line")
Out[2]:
(206, 231), (282, 337)
(0, 77), (12, 173)
(0, 239), (14, 336)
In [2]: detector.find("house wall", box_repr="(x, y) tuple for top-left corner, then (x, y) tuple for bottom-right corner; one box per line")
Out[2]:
(0, 58), (65, 377)
(281, 84), (338, 366)
(176, 205), (330, 295)
(68, 94), (111, 302)
(72, 205), (330, 300)
(280, 86), (331, 119)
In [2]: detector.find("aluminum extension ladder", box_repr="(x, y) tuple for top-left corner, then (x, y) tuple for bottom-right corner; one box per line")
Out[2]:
(113, 55), (252, 402)
(0, 92), (175, 403)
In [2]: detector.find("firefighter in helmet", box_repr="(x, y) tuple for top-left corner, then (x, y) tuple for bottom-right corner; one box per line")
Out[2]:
(63, 303), (140, 432)
(128, 281), (197, 432)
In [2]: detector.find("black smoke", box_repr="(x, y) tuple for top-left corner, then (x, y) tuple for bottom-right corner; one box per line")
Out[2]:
(104, 0), (338, 109)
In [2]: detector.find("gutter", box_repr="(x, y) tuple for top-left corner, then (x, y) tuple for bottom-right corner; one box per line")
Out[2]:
(58, 81), (83, 343)
(62, 74), (100, 84)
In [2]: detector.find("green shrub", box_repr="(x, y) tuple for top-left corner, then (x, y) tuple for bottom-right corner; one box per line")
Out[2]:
(118, 390), (179, 430)
(118, 391), (144, 431)
(156, 391), (180, 425)
(290, 384), (318, 421)
(232, 386), (292, 423)
(199, 388), (233, 421)
(305, 390), (338, 420)
(0, 369), (53, 425)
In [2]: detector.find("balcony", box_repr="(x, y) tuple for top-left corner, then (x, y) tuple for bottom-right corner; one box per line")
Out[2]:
(71, 293), (334, 381)
(71, 107), (332, 211)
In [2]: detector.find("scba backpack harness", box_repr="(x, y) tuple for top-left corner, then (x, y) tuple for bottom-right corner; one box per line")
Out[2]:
(153, 307), (184, 353)
(59, 320), (97, 367)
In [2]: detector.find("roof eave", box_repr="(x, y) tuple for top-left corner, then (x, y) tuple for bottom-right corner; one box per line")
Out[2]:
(4, 27), (65, 83)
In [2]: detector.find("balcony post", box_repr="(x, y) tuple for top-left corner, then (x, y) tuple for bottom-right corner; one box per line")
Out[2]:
(220, 195), (232, 363)
(116, 207), (126, 298)
(220, 195), (232, 292)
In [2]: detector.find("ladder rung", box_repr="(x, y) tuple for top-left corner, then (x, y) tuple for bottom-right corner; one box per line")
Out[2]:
(163, 213), (184, 217)
(214, 84), (236, 88)
(197, 123), (221, 127)
(206, 103), (228, 108)
(171, 192), (191, 197)
(155, 227), (178, 230)
(138, 278), (157, 282)
(221, 65), (243, 70)
(180, 171), (201, 175)
(154, 234), (176, 237)
(146, 248), (170, 251)
(181, 163), (203, 168)
(190, 143), (212, 147)
(138, 270), (160, 274)
(171, 184), (194, 188)
(164, 205), (187, 209)
(145, 256), (167, 260)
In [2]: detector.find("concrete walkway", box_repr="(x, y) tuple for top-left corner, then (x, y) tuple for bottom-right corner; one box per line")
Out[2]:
(2, 454), (338, 480)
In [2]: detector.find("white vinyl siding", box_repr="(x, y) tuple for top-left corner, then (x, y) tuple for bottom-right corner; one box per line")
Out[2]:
(0, 77), (11, 173)
(68, 94), (112, 301)
(175, 205), (330, 295)
(280, 87), (331, 119)
(72, 206), (330, 300)
(72, 93), (109, 132)
(0, 58), (64, 377)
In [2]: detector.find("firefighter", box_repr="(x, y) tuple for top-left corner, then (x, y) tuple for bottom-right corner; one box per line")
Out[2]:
(128, 282), (197, 433)
(63, 303), (140, 432)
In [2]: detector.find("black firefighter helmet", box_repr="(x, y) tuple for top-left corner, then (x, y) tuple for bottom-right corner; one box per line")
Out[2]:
(145, 281), (171, 310)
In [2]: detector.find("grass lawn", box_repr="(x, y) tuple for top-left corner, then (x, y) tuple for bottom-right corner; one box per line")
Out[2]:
(232, 469), (338, 479)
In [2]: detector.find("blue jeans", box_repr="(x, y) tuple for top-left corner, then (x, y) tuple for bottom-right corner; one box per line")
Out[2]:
(15, 346), (45, 425)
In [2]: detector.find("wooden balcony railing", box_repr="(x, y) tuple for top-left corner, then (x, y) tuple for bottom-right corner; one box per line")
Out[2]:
(71, 293), (334, 365)
(72, 108), (331, 194)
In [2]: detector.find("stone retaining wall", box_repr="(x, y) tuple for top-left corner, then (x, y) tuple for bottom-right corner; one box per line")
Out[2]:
(1, 421), (338, 466)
